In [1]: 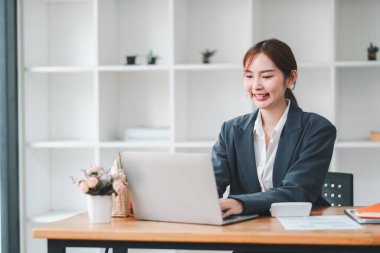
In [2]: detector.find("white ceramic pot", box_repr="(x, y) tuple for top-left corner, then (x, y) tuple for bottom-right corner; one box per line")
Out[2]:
(86, 195), (113, 223)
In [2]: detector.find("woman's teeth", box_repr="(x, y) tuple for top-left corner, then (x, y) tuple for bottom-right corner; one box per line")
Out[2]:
(255, 93), (269, 98)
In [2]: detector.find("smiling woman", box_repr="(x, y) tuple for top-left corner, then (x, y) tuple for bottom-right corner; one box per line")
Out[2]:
(212, 38), (337, 218)
(0, 0), (19, 253)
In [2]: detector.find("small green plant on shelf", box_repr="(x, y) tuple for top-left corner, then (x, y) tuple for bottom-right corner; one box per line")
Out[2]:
(146, 50), (160, 65)
(367, 42), (378, 61)
(201, 48), (217, 64)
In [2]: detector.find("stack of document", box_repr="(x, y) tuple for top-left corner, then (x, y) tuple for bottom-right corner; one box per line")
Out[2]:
(355, 203), (380, 218)
(345, 203), (380, 224)
(123, 127), (170, 141)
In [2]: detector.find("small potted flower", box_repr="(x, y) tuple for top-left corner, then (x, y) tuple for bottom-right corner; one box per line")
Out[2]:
(201, 48), (217, 64)
(146, 50), (160, 65)
(71, 165), (127, 223)
(367, 42), (378, 61)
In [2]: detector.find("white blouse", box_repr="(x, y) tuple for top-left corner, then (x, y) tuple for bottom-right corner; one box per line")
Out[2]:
(253, 100), (290, 191)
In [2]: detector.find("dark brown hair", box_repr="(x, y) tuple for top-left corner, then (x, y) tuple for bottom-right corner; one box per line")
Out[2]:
(243, 38), (298, 104)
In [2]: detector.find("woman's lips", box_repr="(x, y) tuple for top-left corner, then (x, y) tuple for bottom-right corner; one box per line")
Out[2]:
(254, 93), (269, 101)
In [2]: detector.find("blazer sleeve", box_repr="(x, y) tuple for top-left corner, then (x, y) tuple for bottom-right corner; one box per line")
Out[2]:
(212, 122), (231, 198)
(230, 120), (337, 214)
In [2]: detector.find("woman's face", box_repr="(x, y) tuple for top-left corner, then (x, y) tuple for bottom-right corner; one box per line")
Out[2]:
(243, 53), (293, 110)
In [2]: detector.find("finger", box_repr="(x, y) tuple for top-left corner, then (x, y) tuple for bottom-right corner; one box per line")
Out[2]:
(219, 199), (230, 211)
(219, 198), (233, 206)
(220, 202), (230, 211)
(222, 209), (233, 219)
(219, 198), (227, 204)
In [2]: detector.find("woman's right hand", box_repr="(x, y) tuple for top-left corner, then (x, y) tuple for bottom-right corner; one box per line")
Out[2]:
(219, 198), (243, 218)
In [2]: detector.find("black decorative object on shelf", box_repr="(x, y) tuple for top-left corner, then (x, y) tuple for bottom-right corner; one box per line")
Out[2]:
(126, 55), (138, 65)
(146, 50), (160, 65)
(201, 48), (217, 64)
(367, 42), (378, 61)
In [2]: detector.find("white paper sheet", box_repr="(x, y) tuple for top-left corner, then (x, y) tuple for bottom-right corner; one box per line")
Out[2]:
(278, 215), (362, 230)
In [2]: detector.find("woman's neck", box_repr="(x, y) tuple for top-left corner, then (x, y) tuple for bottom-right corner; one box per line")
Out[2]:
(260, 99), (288, 129)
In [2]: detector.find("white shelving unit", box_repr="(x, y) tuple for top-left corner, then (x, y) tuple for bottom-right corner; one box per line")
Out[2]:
(19, 0), (380, 252)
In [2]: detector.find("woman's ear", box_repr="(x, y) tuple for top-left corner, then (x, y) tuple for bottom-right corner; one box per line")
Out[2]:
(286, 70), (298, 89)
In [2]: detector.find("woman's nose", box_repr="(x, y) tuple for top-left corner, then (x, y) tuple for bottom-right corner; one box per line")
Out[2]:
(252, 77), (262, 90)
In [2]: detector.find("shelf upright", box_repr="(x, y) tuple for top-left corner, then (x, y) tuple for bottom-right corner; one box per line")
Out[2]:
(330, 0), (337, 171)
(169, 0), (176, 153)
(94, 0), (100, 165)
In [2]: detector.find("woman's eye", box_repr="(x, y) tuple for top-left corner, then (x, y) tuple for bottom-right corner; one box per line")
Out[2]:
(262, 76), (273, 79)
(245, 75), (253, 79)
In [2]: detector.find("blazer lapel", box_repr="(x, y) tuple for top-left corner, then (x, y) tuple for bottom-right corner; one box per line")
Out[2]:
(272, 103), (303, 187)
(233, 110), (261, 192)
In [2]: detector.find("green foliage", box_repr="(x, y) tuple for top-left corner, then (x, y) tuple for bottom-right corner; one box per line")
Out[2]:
(146, 50), (160, 64)
(368, 42), (379, 53)
(201, 48), (217, 57)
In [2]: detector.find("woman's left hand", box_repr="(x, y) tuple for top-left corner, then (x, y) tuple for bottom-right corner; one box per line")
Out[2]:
(219, 198), (243, 218)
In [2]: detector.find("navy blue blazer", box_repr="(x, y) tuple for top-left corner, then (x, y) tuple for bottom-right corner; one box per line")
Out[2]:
(212, 102), (336, 214)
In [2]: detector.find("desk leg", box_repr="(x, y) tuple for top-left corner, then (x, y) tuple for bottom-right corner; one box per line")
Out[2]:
(113, 247), (127, 253)
(48, 240), (65, 253)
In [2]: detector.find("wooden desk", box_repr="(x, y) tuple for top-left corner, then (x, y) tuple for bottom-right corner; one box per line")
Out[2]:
(33, 207), (380, 253)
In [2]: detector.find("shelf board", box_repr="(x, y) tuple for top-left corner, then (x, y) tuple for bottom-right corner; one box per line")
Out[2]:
(27, 141), (380, 149)
(174, 141), (215, 148)
(26, 141), (217, 149)
(26, 62), (380, 73)
(99, 141), (171, 148)
(27, 141), (96, 148)
(98, 65), (170, 72)
(25, 66), (94, 73)
(46, 0), (93, 3)
(298, 62), (330, 68)
(29, 210), (82, 224)
(174, 63), (331, 70)
(335, 61), (380, 68)
(174, 63), (241, 71)
(335, 141), (380, 149)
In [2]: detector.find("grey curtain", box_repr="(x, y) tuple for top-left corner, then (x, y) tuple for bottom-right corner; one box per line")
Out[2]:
(0, 0), (20, 253)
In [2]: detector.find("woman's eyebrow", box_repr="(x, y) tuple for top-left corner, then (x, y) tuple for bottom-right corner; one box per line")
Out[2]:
(244, 69), (275, 73)
(259, 69), (275, 73)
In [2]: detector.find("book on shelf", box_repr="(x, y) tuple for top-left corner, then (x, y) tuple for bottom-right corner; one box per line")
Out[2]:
(345, 206), (380, 224)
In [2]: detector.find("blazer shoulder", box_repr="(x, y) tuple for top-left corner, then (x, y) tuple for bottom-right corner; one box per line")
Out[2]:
(302, 111), (336, 132)
(224, 112), (254, 129)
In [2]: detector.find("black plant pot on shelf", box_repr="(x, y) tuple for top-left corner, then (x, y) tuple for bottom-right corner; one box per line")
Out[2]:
(202, 56), (210, 64)
(126, 56), (137, 65)
(368, 52), (377, 61)
(147, 57), (157, 65)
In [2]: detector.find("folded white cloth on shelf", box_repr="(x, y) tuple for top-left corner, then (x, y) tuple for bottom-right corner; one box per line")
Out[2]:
(123, 127), (170, 141)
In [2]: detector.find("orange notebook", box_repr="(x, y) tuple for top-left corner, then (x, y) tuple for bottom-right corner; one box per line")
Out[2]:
(355, 203), (380, 218)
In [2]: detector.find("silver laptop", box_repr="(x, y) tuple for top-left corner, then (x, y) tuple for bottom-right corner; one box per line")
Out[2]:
(123, 151), (258, 225)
